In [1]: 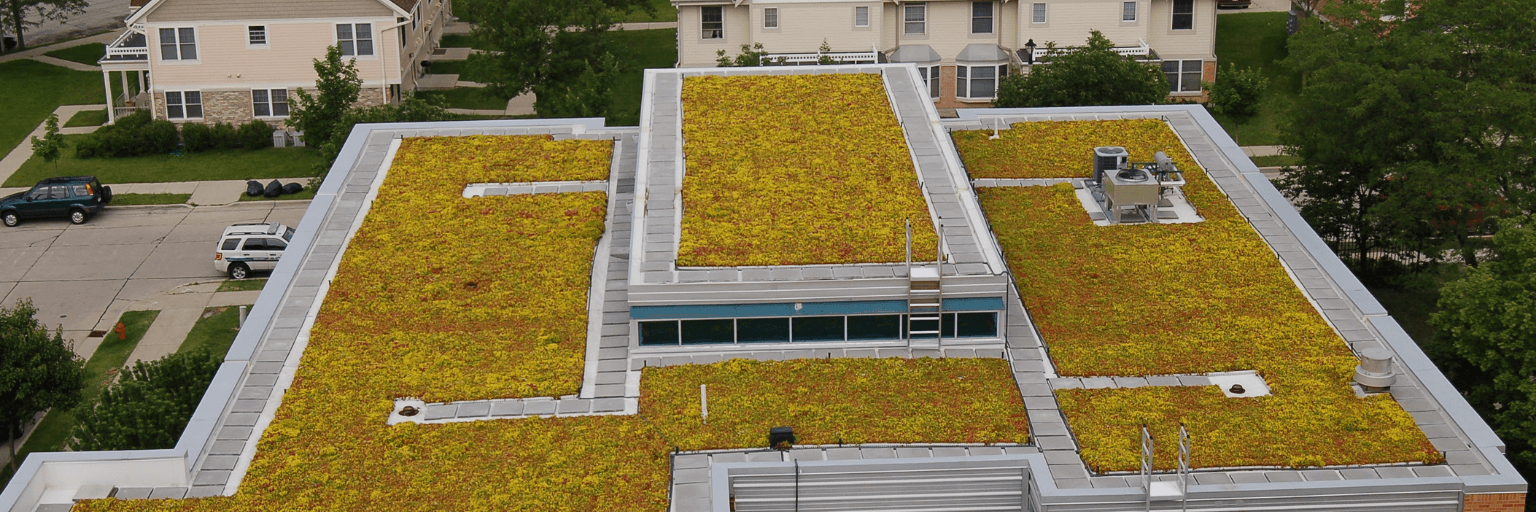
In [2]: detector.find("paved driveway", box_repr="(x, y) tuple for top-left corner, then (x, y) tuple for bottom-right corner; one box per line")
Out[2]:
(0, 202), (307, 358)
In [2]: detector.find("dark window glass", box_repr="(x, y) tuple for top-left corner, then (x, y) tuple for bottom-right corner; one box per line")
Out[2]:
(1172, 0), (1193, 29)
(701, 6), (724, 39)
(72, 185), (88, 197)
(1032, 3), (1046, 23)
(1123, 1), (1137, 21)
(1162, 61), (1180, 92)
(266, 238), (287, 250)
(1181, 60), (1203, 92)
(249, 26), (267, 45)
(166, 91), (184, 118)
(941, 313), (956, 337)
(221, 238), (240, 251)
(355, 23), (373, 55)
(241, 238), (266, 251)
(929, 66), (940, 98)
(792, 316), (844, 342)
(253, 89), (270, 117)
(184, 91), (203, 118)
(640, 321), (680, 345)
(969, 65), (996, 99)
(847, 315), (901, 340)
(272, 90), (289, 116)
(956, 65), (967, 98)
(682, 319), (734, 344)
(957, 312), (999, 337)
(178, 27), (197, 60)
(738, 317), (790, 343)
(159, 28), (177, 60)
(971, 1), (993, 33)
(904, 3), (925, 34)
(908, 314), (940, 339)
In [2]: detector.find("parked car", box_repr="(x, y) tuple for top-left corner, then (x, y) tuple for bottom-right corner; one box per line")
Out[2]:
(215, 222), (295, 279)
(1, 176), (112, 227)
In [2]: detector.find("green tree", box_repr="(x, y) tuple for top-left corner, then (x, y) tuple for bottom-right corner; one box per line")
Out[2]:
(1431, 216), (1536, 477)
(463, 0), (645, 116)
(69, 350), (222, 451)
(0, 299), (85, 473)
(1205, 64), (1267, 119)
(1281, 0), (1536, 269)
(1, 0), (87, 52)
(288, 45), (362, 151)
(29, 113), (64, 170)
(994, 30), (1168, 108)
(316, 94), (449, 163)
(717, 43), (770, 67)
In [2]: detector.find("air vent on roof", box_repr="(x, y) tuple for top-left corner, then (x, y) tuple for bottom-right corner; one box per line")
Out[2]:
(1353, 348), (1396, 393)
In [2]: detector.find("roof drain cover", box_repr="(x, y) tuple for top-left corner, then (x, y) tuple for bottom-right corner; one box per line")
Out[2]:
(388, 398), (428, 425)
(1206, 371), (1270, 398)
(1353, 348), (1396, 393)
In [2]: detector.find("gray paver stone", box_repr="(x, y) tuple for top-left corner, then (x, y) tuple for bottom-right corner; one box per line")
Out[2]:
(114, 487), (153, 499)
(456, 402), (491, 418)
(424, 404), (458, 420)
(522, 400), (558, 416)
(490, 401), (524, 417)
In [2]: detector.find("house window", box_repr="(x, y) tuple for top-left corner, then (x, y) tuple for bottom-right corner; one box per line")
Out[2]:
(397, 17), (407, 47)
(158, 27), (197, 60)
(253, 89), (289, 117)
(904, 3), (926, 35)
(1032, 3), (1047, 23)
(639, 313), (996, 346)
(165, 91), (202, 119)
(1162, 60), (1203, 92)
(336, 23), (374, 57)
(972, 2), (993, 34)
(248, 26), (267, 45)
(1123, 2), (1137, 21)
(763, 7), (778, 29)
(411, 6), (419, 31)
(855, 6), (870, 27)
(1172, 0), (1194, 29)
(701, 6), (724, 39)
(919, 65), (940, 99)
(957, 64), (1008, 99)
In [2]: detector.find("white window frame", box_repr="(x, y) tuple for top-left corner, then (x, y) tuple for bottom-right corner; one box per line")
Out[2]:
(157, 27), (198, 62)
(957, 64), (1009, 100)
(1032, 3), (1048, 23)
(854, 6), (870, 27)
(972, 1), (994, 34)
(904, 3), (926, 35)
(247, 25), (268, 47)
(918, 65), (940, 99)
(336, 23), (375, 57)
(164, 90), (202, 120)
(763, 7), (778, 29)
(252, 88), (289, 118)
(1122, 2), (1138, 21)
(1162, 59), (1203, 93)
(1172, 0), (1194, 30)
(701, 6), (724, 39)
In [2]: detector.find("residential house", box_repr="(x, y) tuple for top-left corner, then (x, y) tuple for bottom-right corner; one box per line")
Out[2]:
(670, 0), (1218, 108)
(97, 0), (451, 127)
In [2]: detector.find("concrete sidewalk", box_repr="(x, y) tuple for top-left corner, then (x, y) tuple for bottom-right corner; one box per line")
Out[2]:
(0, 31), (116, 64)
(1241, 145), (1286, 157)
(0, 104), (108, 184)
(122, 283), (261, 364)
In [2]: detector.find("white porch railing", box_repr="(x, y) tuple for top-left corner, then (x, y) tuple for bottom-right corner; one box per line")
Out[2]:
(1031, 39), (1152, 60)
(104, 29), (148, 58)
(760, 45), (879, 65)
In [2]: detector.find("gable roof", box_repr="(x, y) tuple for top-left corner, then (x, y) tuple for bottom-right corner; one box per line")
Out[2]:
(125, 0), (411, 25)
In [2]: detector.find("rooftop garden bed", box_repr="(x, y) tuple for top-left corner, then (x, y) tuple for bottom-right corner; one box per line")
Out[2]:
(967, 120), (1437, 471)
(952, 119), (1188, 179)
(642, 357), (1030, 450)
(678, 74), (938, 266)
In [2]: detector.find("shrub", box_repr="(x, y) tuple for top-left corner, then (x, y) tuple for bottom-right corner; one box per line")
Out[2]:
(209, 122), (238, 150)
(237, 119), (273, 150)
(72, 110), (176, 158)
(181, 122), (213, 152)
(1206, 64), (1269, 119)
(69, 350), (222, 451)
(143, 119), (177, 154)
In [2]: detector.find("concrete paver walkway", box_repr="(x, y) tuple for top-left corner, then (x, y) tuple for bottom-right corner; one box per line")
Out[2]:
(0, 31), (116, 64)
(32, 54), (100, 71)
(123, 285), (261, 364)
(1241, 145), (1286, 157)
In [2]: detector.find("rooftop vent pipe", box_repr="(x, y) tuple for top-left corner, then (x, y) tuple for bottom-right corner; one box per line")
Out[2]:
(1353, 348), (1396, 392)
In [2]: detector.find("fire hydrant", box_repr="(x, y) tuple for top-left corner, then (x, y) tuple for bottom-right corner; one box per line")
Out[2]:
(114, 321), (127, 340)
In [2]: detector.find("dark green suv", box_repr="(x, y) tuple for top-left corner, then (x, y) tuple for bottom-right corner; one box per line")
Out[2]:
(1, 176), (112, 227)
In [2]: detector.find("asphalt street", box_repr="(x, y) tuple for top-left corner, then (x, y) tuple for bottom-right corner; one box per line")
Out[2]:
(0, 202), (306, 359)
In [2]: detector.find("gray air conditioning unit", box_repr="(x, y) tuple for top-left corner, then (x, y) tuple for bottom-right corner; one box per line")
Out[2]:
(1093, 146), (1129, 184)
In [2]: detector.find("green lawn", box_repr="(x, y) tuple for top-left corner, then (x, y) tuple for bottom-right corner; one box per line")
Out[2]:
(1249, 155), (1300, 167)
(64, 109), (108, 128)
(1212, 12), (1301, 146)
(618, 0), (678, 22)
(608, 28), (677, 127)
(0, 60), (106, 158)
(43, 43), (104, 66)
(2, 311), (158, 485)
(112, 193), (191, 205)
(438, 34), (475, 48)
(415, 87), (511, 111)
(6, 134), (324, 187)
(218, 279), (268, 292)
(177, 306), (245, 357)
(424, 59), (492, 83)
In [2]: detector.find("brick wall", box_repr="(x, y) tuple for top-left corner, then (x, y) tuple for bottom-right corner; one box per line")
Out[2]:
(1465, 492), (1527, 512)
(153, 90), (293, 129)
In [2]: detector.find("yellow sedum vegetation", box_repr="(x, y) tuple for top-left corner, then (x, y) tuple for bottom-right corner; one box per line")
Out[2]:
(76, 135), (678, 512)
(967, 121), (1438, 471)
(953, 119), (1188, 179)
(678, 74), (938, 266)
(642, 358), (1030, 451)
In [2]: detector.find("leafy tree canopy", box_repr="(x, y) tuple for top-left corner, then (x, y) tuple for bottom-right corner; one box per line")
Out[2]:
(0, 299), (85, 471)
(994, 30), (1168, 108)
(70, 350), (222, 452)
(288, 45), (362, 153)
(462, 0), (647, 117)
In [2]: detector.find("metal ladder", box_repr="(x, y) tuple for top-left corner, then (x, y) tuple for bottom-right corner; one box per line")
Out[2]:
(906, 220), (942, 347)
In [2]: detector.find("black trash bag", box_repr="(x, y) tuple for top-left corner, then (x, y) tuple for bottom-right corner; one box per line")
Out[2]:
(264, 179), (282, 198)
(281, 182), (304, 195)
(246, 180), (264, 196)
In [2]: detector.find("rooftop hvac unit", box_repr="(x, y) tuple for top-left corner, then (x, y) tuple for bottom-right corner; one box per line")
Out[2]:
(1093, 146), (1129, 184)
(1089, 148), (1185, 224)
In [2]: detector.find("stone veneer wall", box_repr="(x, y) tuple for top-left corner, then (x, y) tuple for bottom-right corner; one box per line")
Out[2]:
(152, 87), (391, 130)
(1465, 493), (1527, 512)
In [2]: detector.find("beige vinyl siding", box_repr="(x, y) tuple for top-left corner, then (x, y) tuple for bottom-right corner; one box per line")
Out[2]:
(144, 0), (394, 23)
(1016, 0), (1146, 52)
(148, 21), (396, 89)
(881, 3), (898, 50)
(1146, 0), (1216, 59)
(749, 3), (881, 55)
(678, 5), (751, 67)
